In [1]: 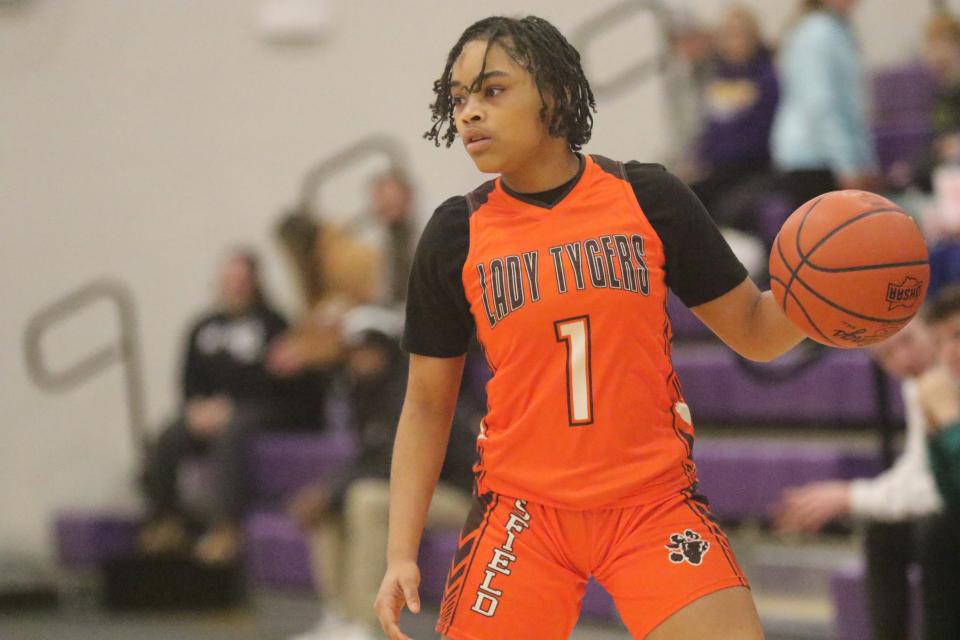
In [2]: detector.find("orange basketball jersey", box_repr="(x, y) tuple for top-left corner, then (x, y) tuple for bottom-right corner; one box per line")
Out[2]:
(403, 155), (747, 509)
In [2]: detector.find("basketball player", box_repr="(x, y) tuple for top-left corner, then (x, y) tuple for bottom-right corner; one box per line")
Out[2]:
(374, 16), (807, 640)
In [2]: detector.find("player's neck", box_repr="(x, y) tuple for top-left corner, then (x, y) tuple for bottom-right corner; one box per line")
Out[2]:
(500, 147), (580, 194)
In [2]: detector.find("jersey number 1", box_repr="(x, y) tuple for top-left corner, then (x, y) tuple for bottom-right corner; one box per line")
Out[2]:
(554, 316), (594, 426)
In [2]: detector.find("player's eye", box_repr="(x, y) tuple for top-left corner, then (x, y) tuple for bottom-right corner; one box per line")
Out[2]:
(451, 94), (465, 107)
(484, 86), (504, 98)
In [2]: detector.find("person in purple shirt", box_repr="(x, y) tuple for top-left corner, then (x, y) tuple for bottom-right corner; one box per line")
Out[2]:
(687, 6), (779, 232)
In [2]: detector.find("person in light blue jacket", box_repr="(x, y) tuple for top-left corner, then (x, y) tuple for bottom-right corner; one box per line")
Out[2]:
(772, 0), (878, 207)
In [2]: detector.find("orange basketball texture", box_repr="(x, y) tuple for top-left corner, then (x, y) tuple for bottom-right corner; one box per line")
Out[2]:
(768, 190), (930, 348)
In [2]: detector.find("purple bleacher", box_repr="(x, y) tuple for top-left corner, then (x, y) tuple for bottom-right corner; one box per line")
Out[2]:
(757, 193), (794, 250)
(872, 63), (936, 127)
(832, 562), (870, 640)
(418, 530), (460, 604)
(831, 562), (922, 640)
(875, 124), (935, 174)
(694, 440), (881, 521)
(244, 510), (316, 592)
(54, 511), (141, 569)
(667, 293), (712, 341)
(673, 344), (897, 425)
(243, 509), (464, 603)
(693, 443), (761, 520)
(871, 63), (936, 175)
(249, 431), (357, 504)
(581, 579), (618, 621)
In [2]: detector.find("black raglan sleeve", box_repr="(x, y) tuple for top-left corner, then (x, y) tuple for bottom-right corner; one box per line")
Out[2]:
(625, 161), (749, 308)
(401, 196), (475, 357)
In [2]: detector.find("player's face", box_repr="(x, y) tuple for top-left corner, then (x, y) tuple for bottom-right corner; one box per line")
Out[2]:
(932, 314), (960, 379)
(868, 319), (936, 380)
(450, 39), (557, 175)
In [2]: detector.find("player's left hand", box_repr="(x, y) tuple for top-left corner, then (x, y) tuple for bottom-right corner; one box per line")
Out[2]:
(917, 365), (960, 432)
(770, 480), (852, 534)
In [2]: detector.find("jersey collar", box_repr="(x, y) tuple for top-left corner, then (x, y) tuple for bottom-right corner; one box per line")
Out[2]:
(497, 153), (587, 211)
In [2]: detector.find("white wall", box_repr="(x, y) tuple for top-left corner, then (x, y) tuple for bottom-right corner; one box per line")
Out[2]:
(0, 0), (935, 558)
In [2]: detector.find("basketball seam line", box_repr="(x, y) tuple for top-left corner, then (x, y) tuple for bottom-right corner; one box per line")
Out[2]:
(802, 259), (929, 274)
(785, 204), (906, 303)
(778, 201), (919, 338)
(770, 274), (839, 346)
(782, 196), (825, 309)
(790, 270), (917, 324)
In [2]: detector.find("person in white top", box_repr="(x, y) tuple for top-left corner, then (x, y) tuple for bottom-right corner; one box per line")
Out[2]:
(772, 318), (941, 640)
(773, 318), (942, 532)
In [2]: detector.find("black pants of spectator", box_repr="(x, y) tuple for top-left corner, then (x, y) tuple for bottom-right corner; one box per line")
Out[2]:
(142, 403), (275, 525)
(864, 521), (914, 640)
(919, 509), (960, 639)
(777, 169), (839, 211)
(689, 161), (770, 231)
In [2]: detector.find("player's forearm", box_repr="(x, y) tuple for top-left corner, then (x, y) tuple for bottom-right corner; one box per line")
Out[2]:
(386, 399), (457, 565)
(745, 290), (807, 361)
(694, 281), (806, 362)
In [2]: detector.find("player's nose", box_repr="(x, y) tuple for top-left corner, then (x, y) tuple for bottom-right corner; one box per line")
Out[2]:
(459, 93), (484, 124)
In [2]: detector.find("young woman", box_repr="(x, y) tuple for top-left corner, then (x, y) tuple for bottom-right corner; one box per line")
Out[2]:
(374, 16), (806, 640)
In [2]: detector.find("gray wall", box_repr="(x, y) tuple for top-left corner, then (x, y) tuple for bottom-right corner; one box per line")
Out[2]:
(0, 0), (934, 557)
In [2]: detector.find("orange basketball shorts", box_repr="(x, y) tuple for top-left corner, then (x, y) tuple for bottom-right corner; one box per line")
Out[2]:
(435, 490), (748, 640)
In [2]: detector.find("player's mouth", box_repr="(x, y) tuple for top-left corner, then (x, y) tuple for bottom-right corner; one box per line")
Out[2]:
(463, 130), (493, 154)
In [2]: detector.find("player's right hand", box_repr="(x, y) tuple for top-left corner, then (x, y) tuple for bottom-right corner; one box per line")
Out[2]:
(374, 560), (421, 640)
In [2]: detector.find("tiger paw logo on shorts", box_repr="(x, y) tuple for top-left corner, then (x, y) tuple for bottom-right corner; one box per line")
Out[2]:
(665, 529), (709, 566)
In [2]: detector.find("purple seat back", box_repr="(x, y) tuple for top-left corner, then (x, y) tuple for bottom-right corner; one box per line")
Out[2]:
(244, 510), (316, 592)
(250, 431), (358, 503)
(667, 293), (713, 341)
(695, 440), (882, 521)
(872, 63), (937, 126)
(54, 511), (140, 569)
(674, 344), (898, 425)
(871, 62), (936, 174)
(418, 530), (460, 604)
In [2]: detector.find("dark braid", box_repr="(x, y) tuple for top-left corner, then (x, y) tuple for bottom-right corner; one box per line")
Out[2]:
(425, 16), (597, 152)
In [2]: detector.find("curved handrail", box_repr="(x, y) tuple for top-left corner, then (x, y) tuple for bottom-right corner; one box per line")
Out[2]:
(297, 134), (408, 215)
(23, 278), (148, 455)
(571, 0), (673, 99)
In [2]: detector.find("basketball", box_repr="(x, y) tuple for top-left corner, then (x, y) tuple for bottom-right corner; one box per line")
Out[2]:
(768, 190), (930, 348)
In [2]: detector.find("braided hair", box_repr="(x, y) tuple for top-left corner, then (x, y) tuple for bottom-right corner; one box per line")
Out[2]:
(425, 16), (597, 152)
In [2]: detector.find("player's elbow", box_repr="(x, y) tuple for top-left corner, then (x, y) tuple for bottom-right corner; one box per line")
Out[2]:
(727, 339), (784, 363)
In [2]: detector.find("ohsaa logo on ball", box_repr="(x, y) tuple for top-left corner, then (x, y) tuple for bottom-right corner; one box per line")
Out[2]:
(886, 276), (923, 311)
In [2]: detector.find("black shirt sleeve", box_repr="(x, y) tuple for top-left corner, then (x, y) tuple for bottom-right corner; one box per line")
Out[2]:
(401, 196), (475, 357)
(625, 161), (748, 308)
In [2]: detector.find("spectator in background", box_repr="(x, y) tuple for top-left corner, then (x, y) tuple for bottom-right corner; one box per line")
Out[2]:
(286, 317), (476, 640)
(688, 5), (779, 232)
(268, 208), (380, 378)
(140, 249), (308, 565)
(268, 167), (419, 376)
(909, 12), (960, 194)
(366, 169), (417, 307)
(662, 10), (715, 175)
(773, 318), (941, 640)
(771, 0), (878, 208)
(914, 286), (960, 639)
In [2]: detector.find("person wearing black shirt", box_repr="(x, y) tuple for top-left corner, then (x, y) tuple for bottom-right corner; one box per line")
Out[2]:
(140, 249), (314, 564)
(287, 317), (477, 640)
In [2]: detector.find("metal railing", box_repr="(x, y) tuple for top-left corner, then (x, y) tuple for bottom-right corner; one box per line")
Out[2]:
(23, 278), (148, 456)
(297, 134), (407, 219)
(571, 0), (673, 99)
